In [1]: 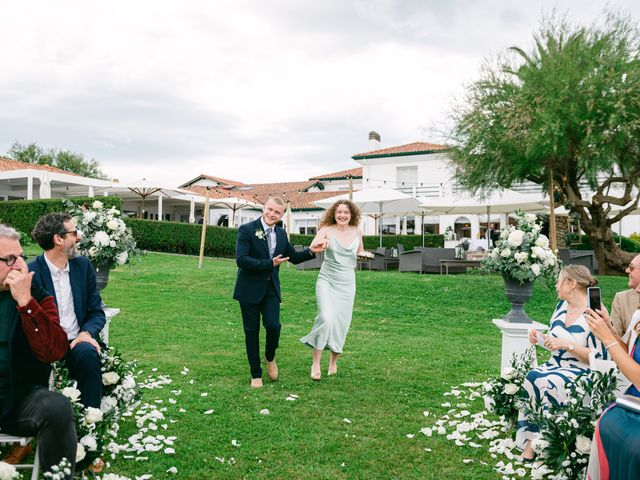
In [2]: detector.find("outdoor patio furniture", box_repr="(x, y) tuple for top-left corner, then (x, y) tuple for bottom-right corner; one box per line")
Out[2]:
(0, 434), (39, 479)
(558, 248), (598, 274)
(294, 246), (324, 270)
(439, 258), (483, 274)
(399, 248), (466, 274)
(370, 248), (399, 271)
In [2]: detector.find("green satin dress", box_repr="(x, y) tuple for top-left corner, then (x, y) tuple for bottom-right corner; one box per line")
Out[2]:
(300, 235), (357, 353)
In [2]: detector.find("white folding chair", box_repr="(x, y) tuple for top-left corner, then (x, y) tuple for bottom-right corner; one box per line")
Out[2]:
(0, 434), (40, 480)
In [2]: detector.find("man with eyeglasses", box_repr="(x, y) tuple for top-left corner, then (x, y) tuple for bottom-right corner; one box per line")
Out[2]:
(610, 255), (640, 336)
(0, 224), (76, 477)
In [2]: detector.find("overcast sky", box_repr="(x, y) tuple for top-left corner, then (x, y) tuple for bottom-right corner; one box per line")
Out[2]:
(1, 1), (639, 186)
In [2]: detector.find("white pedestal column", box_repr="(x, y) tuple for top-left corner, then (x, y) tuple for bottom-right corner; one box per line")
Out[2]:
(101, 307), (121, 346)
(492, 319), (547, 371)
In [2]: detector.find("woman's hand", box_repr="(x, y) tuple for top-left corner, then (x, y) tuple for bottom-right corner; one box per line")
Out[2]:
(586, 307), (617, 344)
(544, 336), (572, 351)
(528, 329), (538, 345)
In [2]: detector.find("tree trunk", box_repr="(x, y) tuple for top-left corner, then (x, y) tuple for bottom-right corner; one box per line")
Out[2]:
(582, 208), (634, 275)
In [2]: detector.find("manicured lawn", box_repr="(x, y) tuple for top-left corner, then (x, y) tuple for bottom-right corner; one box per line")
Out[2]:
(85, 253), (629, 478)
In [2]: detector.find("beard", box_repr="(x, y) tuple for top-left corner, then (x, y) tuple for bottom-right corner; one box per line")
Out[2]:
(64, 244), (80, 259)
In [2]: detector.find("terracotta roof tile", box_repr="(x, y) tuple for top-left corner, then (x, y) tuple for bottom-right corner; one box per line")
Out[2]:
(352, 141), (449, 159)
(309, 167), (362, 180)
(0, 157), (80, 176)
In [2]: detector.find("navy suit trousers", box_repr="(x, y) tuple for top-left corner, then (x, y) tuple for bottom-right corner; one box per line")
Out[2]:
(239, 281), (281, 379)
(65, 341), (102, 408)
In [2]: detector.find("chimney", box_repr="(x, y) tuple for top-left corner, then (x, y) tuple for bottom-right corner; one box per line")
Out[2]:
(368, 131), (381, 150)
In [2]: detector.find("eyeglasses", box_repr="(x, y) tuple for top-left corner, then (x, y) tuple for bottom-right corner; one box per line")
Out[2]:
(0, 254), (28, 267)
(59, 230), (79, 237)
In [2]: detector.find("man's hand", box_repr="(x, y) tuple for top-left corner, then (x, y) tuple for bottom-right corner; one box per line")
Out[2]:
(3, 257), (34, 307)
(70, 331), (101, 353)
(272, 255), (290, 267)
(310, 237), (328, 254)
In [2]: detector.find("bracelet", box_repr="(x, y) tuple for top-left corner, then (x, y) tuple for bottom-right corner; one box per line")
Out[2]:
(605, 341), (620, 351)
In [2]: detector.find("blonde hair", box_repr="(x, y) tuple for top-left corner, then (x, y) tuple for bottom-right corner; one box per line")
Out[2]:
(266, 196), (286, 207)
(560, 264), (597, 289)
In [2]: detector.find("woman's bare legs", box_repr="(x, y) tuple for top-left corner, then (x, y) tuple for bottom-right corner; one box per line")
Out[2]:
(311, 349), (322, 380)
(328, 351), (339, 376)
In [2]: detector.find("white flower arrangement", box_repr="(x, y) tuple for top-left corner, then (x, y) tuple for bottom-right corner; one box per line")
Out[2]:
(255, 229), (265, 240)
(482, 210), (561, 285)
(64, 199), (136, 268)
(51, 348), (140, 472)
(0, 462), (18, 480)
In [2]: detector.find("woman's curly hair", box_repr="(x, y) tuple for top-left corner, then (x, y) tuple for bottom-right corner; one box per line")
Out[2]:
(319, 200), (361, 228)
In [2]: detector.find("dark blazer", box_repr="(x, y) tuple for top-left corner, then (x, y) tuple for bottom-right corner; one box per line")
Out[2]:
(233, 218), (315, 304)
(29, 254), (106, 339)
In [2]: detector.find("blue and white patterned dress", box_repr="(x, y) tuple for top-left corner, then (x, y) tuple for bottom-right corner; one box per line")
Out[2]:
(516, 301), (609, 449)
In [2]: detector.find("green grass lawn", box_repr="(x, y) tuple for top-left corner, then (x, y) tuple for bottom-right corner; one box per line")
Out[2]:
(73, 253), (629, 479)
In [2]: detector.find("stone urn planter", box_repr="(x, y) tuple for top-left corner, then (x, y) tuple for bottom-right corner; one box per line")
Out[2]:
(92, 262), (112, 294)
(502, 275), (534, 323)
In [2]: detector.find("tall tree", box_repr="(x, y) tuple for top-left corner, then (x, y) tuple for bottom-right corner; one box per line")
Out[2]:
(449, 13), (640, 273)
(7, 142), (109, 180)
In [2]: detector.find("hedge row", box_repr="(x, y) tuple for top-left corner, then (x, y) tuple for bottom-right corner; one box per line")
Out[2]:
(127, 219), (444, 258)
(0, 197), (122, 235)
(569, 234), (640, 253)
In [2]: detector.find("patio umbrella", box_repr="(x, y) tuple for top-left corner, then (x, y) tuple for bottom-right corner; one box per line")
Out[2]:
(97, 179), (192, 218)
(313, 187), (421, 247)
(420, 189), (548, 249)
(209, 196), (262, 227)
(189, 197), (196, 223)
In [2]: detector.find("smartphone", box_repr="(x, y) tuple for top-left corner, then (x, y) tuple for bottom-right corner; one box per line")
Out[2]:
(587, 287), (602, 312)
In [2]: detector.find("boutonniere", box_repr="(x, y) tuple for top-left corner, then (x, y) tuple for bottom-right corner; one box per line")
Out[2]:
(255, 229), (265, 240)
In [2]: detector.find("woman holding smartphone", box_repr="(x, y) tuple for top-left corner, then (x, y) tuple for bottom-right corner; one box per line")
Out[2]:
(518, 265), (609, 460)
(300, 200), (368, 380)
(584, 264), (640, 480)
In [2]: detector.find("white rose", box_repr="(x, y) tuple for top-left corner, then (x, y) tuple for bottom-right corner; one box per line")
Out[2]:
(109, 240), (116, 248)
(530, 263), (541, 276)
(122, 375), (136, 390)
(107, 219), (119, 231)
(88, 246), (98, 258)
(102, 371), (120, 386)
(76, 443), (86, 462)
(84, 211), (97, 222)
(100, 395), (118, 413)
(61, 386), (82, 403)
(500, 247), (512, 258)
(0, 462), (17, 480)
(503, 383), (519, 395)
(531, 246), (546, 259)
(501, 367), (515, 380)
(92, 200), (104, 209)
(535, 234), (549, 248)
(507, 230), (525, 247)
(117, 251), (129, 265)
(575, 435), (591, 455)
(80, 434), (98, 451)
(514, 252), (528, 264)
(92, 231), (111, 247)
(84, 407), (103, 424)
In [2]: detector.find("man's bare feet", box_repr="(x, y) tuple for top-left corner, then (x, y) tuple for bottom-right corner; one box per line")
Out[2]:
(311, 365), (321, 381)
(251, 378), (263, 388)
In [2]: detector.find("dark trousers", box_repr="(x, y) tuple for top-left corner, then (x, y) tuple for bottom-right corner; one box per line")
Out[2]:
(239, 282), (281, 379)
(66, 341), (102, 408)
(0, 388), (77, 477)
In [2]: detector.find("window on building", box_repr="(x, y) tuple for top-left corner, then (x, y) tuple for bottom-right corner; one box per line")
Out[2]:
(396, 166), (418, 191)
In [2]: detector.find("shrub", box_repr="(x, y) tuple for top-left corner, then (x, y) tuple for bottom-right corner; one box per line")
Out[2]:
(0, 197), (122, 237)
(570, 234), (640, 253)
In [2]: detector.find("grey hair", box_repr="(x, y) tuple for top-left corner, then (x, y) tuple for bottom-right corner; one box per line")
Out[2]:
(0, 224), (21, 240)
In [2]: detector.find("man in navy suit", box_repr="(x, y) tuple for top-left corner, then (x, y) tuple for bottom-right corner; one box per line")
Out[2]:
(29, 213), (105, 408)
(234, 197), (326, 388)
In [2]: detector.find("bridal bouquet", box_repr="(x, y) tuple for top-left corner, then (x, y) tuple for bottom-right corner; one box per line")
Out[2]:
(482, 210), (561, 285)
(64, 200), (136, 268)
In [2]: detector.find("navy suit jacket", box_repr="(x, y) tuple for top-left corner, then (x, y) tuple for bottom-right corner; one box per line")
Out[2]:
(29, 254), (106, 339)
(233, 218), (315, 304)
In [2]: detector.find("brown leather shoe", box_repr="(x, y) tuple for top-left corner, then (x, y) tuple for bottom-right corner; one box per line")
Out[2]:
(265, 358), (278, 381)
(87, 457), (105, 473)
(3, 443), (33, 464)
(250, 378), (263, 388)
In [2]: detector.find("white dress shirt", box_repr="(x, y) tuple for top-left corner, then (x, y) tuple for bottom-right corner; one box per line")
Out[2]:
(44, 253), (80, 340)
(260, 218), (277, 257)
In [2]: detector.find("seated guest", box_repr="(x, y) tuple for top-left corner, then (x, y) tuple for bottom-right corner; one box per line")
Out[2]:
(518, 265), (608, 460)
(586, 256), (640, 480)
(0, 224), (76, 477)
(609, 254), (640, 336)
(30, 212), (106, 409)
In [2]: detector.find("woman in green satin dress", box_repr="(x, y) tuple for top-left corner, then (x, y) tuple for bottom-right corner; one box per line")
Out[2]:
(300, 200), (367, 380)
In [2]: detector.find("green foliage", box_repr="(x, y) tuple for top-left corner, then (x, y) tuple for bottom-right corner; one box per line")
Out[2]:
(7, 141), (109, 179)
(631, 232), (640, 243)
(568, 233), (640, 252)
(126, 220), (444, 258)
(0, 197), (122, 238)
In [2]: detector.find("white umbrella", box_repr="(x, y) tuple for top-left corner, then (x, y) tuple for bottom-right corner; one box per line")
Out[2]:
(38, 173), (51, 199)
(420, 189), (548, 249)
(313, 187), (421, 247)
(189, 198), (196, 224)
(209, 196), (262, 227)
(97, 179), (192, 218)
